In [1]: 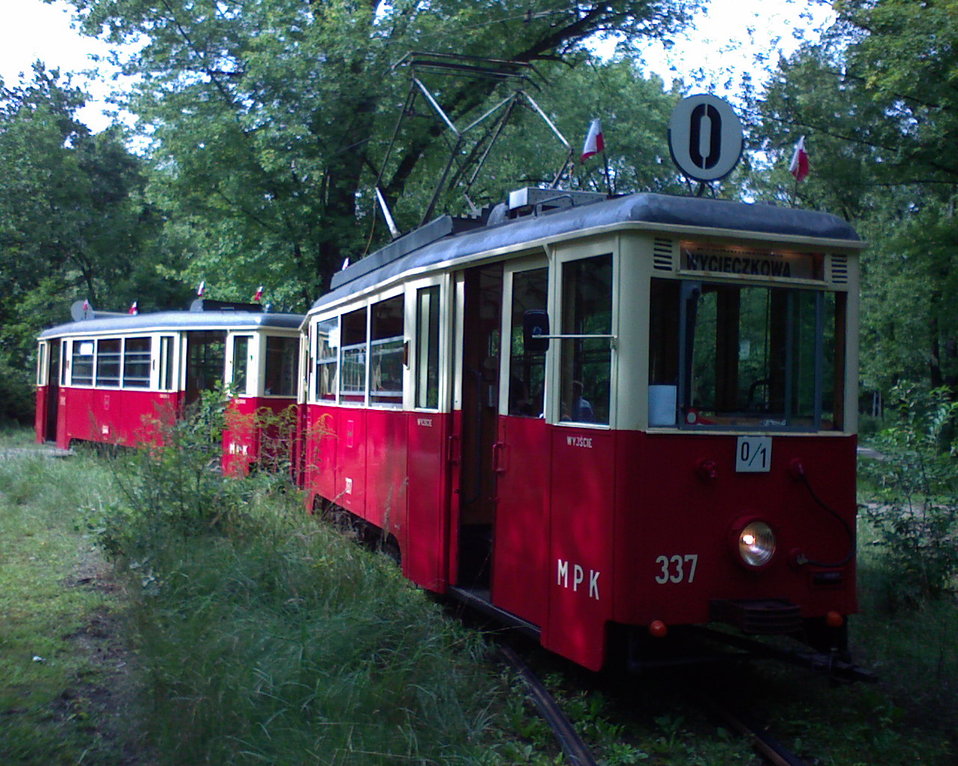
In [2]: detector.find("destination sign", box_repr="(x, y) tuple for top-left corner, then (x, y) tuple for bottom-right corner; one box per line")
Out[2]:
(680, 245), (822, 281)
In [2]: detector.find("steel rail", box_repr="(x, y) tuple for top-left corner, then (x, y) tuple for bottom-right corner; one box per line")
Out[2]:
(498, 645), (599, 766)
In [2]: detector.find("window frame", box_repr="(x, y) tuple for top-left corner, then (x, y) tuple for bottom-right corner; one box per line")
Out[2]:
(498, 256), (549, 419)
(648, 275), (846, 432)
(549, 249), (616, 428)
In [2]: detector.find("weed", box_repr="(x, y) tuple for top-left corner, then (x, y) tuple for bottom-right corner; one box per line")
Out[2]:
(859, 384), (958, 606)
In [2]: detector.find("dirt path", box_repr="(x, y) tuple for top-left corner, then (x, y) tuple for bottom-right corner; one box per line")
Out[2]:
(60, 549), (152, 764)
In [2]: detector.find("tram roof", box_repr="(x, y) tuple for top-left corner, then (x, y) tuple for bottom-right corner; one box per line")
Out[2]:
(38, 310), (304, 340)
(313, 191), (861, 310)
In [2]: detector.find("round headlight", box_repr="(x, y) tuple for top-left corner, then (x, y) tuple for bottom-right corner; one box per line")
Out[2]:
(738, 521), (776, 567)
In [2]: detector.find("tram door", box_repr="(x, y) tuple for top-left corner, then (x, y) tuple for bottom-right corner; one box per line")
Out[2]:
(455, 260), (550, 627)
(43, 340), (61, 442)
(185, 331), (227, 405)
(490, 262), (550, 626)
(455, 264), (502, 592)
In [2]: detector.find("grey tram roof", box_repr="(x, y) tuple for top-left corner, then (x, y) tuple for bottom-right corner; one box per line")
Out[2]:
(38, 310), (304, 340)
(313, 191), (861, 310)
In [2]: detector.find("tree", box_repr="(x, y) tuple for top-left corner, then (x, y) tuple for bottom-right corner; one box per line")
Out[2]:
(748, 2), (958, 396)
(0, 65), (163, 421)
(66, 0), (701, 306)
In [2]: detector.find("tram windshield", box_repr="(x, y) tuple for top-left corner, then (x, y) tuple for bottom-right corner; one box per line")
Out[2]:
(649, 278), (846, 431)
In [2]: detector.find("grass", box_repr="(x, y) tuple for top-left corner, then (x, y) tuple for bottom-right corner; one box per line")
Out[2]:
(2, 419), (957, 764)
(122, 504), (506, 764)
(0, 437), (141, 764)
(77, 414), (523, 766)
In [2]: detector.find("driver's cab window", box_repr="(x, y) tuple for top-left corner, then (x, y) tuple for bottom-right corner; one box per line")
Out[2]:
(649, 277), (844, 430)
(559, 253), (612, 425)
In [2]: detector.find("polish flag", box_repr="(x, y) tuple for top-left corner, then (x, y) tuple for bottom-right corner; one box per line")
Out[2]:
(196, 281), (206, 297)
(789, 136), (810, 182)
(580, 118), (604, 163)
(252, 285), (264, 302)
(128, 301), (138, 315)
(82, 299), (90, 311)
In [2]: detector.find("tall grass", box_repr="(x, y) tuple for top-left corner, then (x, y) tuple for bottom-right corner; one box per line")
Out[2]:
(91, 398), (509, 765)
(0, 445), (140, 765)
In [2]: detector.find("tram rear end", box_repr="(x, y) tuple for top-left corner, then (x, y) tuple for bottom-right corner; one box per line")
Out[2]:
(541, 234), (861, 670)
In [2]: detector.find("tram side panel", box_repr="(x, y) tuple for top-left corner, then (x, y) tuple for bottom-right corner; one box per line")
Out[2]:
(57, 388), (181, 450)
(612, 432), (858, 632)
(222, 396), (297, 475)
(404, 412), (451, 590)
(541, 426), (617, 672)
(364, 409), (408, 543)
(34, 385), (51, 443)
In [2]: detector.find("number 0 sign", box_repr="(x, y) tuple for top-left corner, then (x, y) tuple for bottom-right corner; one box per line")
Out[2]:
(668, 94), (744, 183)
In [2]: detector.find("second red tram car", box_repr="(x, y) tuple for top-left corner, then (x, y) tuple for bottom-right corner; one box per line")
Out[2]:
(36, 300), (303, 474)
(299, 189), (863, 671)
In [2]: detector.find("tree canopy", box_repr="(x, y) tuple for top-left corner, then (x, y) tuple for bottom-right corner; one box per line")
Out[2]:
(6, 0), (958, 423)
(748, 0), (958, 396)
(66, 0), (700, 304)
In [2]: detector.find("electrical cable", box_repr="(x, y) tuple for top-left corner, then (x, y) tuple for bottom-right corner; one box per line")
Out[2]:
(793, 463), (856, 568)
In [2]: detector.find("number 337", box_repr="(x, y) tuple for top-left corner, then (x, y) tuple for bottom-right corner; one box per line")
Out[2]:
(654, 554), (698, 584)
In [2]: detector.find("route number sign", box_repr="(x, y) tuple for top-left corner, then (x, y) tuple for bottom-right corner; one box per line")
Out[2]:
(736, 436), (772, 472)
(668, 94), (744, 182)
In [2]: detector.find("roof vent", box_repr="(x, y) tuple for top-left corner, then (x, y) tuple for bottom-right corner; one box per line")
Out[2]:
(829, 255), (849, 285)
(189, 299), (263, 313)
(507, 187), (606, 216)
(653, 238), (676, 271)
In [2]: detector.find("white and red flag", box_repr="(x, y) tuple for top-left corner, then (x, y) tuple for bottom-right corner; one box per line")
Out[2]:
(789, 136), (810, 182)
(196, 280), (206, 297)
(128, 301), (138, 315)
(82, 299), (90, 311)
(580, 118), (604, 163)
(252, 285), (264, 302)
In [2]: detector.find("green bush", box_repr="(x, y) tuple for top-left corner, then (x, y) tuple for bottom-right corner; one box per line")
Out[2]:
(859, 385), (958, 608)
(86, 395), (509, 764)
(0, 359), (35, 426)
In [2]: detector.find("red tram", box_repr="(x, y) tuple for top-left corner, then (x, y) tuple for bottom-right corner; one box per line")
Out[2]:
(35, 300), (302, 474)
(299, 188), (863, 671)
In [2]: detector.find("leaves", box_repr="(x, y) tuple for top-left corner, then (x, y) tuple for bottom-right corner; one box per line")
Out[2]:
(66, 0), (701, 303)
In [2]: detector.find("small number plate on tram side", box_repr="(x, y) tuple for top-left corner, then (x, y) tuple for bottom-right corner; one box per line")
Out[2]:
(736, 436), (771, 472)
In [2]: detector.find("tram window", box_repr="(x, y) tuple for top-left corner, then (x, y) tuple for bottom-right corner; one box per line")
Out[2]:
(340, 307), (367, 401)
(231, 335), (252, 395)
(36, 343), (46, 386)
(61, 342), (70, 386)
(96, 339), (121, 387)
(677, 280), (844, 430)
(71, 341), (94, 386)
(415, 287), (440, 410)
(559, 254), (612, 424)
(648, 280), (681, 426)
(186, 332), (226, 401)
(265, 336), (297, 396)
(315, 319), (338, 401)
(159, 336), (175, 391)
(370, 295), (404, 407)
(509, 268), (547, 417)
(123, 337), (152, 388)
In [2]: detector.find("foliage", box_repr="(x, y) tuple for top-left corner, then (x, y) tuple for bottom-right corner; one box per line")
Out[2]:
(80, 403), (518, 764)
(64, 0), (701, 306)
(859, 385), (958, 607)
(92, 387), (238, 560)
(0, 359), (34, 425)
(0, 65), (181, 416)
(748, 1), (958, 396)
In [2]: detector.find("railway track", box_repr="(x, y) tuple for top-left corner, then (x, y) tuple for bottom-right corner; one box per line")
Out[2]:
(499, 639), (818, 766)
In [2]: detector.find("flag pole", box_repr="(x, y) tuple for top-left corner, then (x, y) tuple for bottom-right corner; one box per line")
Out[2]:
(601, 149), (613, 196)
